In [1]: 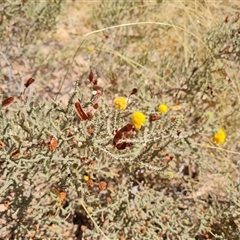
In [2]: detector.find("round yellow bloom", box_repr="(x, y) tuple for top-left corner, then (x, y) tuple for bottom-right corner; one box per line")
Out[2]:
(167, 172), (174, 179)
(158, 104), (168, 114)
(83, 175), (89, 182)
(213, 128), (226, 144)
(131, 111), (146, 130)
(87, 46), (94, 51)
(113, 97), (127, 110)
(87, 206), (93, 213)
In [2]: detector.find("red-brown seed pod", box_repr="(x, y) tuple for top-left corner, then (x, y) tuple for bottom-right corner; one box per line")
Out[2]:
(2, 97), (14, 107)
(0, 140), (4, 148)
(149, 114), (160, 122)
(67, 131), (74, 137)
(24, 77), (35, 88)
(11, 149), (20, 158)
(112, 128), (124, 147)
(113, 124), (134, 150)
(75, 101), (89, 121)
(48, 136), (58, 151)
(89, 70), (94, 82)
(103, 33), (109, 39)
(166, 155), (173, 164)
(4, 201), (10, 208)
(92, 79), (98, 85)
(131, 88), (138, 95)
(93, 103), (99, 109)
(81, 156), (88, 162)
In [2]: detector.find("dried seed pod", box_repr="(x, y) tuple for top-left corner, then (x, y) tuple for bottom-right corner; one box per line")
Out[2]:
(81, 156), (88, 162)
(92, 79), (98, 85)
(166, 155), (173, 164)
(67, 131), (74, 137)
(131, 88), (138, 95)
(93, 103), (99, 109)
(2, 97), (14, 107)
(48, 136), (58, 151)
(89, 70), (94, 82)
(149, 113), (160, 122)
(86, 111), (93, 120)
(4, 201), (10, 208)
(24, 77), (35, 88)
(75, 101), (89, 121)
(11, 149), (20, 158)
(113, 124), (134, 150)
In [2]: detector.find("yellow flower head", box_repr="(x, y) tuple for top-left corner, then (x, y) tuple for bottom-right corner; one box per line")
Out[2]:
(83, 175), (89, 182)
(87, 46), (94, 51)
(213, 128), (226, 144)
(131, 111), (146, 130)
(158, 104), (168, 114)
(114, 97), (127, 110)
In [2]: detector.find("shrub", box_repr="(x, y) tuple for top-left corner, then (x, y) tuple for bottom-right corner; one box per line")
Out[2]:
(1, 1), (240, 239)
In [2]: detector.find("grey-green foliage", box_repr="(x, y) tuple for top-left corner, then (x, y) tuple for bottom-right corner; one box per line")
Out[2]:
(0, 77), (208, 239)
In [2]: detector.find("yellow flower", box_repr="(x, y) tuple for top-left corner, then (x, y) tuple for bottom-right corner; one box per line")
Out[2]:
(54, 120), (59, 126)
(87, 206), (93, 213)
(83, 175), (89, 182)
(167, 172), (174, 179)
(213, 128), (226, 144)
(131, 111), (146, 130)
(113, 97), (127, 110)
(87, 46), (94, 51)
(158, 104), (168, 114)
